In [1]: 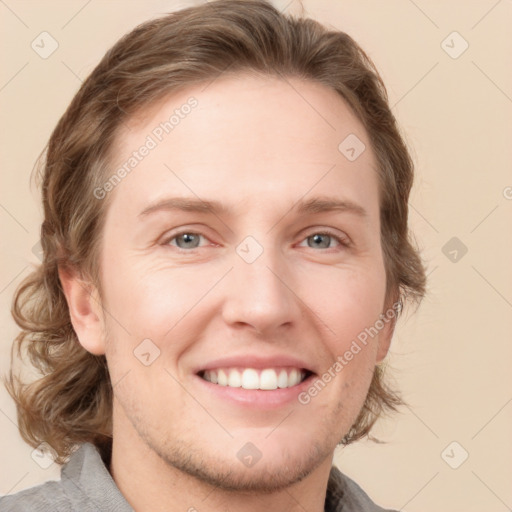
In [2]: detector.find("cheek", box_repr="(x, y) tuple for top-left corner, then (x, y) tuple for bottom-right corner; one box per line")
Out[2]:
(100, 265), (205, 390)
(101, 257), (218, 341)
(302, 262), (386, 350)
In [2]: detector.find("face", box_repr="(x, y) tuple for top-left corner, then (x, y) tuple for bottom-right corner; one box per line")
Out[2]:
(81, 73), (394, 491)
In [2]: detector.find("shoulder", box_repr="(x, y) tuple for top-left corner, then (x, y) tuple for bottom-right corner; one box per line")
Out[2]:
(0, 480), (70, 512)
(0, 442), (132, 512)
(326, 465), (399, 512)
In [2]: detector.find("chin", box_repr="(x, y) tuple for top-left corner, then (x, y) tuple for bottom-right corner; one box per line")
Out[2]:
(151, 434), (329, 493)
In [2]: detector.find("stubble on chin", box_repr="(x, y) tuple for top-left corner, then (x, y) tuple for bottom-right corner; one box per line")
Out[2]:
(145, 435), (331, 494)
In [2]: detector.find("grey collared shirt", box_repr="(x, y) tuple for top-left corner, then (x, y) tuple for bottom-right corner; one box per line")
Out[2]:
(1, 443), (398, 511)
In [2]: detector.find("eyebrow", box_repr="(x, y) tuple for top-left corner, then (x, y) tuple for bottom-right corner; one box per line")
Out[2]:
(138, 195), (368, 219)
(139, 197), (229, 217)
(296, 197), (367, 218)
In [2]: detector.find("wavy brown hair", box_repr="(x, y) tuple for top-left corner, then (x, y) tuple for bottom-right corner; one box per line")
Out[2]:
(4, 0), (426, 465)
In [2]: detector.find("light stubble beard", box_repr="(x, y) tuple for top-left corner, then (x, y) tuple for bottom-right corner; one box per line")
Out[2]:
(120, 394), (348, 495)
(143, 431), (331, 494)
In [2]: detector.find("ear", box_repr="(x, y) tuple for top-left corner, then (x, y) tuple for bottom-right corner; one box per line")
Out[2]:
(58, 265), (106, 355)
(375, 300), (399, 363)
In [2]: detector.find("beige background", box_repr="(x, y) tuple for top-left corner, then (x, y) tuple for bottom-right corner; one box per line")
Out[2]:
(1, 1), (511, 510)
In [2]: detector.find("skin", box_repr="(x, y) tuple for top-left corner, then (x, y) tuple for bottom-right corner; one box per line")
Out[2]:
(59, 73), (396, 512)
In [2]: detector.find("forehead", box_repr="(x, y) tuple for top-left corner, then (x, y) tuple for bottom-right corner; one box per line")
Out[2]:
(105, 73), (379, 222)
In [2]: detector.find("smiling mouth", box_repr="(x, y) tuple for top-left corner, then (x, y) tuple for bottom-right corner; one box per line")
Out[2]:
(198, 367), (313, 390)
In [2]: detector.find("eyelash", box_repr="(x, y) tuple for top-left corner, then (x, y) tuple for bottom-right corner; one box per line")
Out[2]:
(162, 229), (351, 252)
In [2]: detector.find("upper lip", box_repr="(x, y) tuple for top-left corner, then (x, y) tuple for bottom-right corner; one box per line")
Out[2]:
(194, 354), (316, 374)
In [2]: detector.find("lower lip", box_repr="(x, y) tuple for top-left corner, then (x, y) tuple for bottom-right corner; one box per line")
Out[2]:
(194, 373), (316, 409)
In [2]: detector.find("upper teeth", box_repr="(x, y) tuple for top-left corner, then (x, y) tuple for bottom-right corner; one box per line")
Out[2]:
(202, 368), (306, 390)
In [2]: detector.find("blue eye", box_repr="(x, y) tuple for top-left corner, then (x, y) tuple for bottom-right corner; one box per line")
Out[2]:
(308, 233), (334, 248)
(167, 232), (205, 249)
(299, 231), (349, 250)
(163, 230), (349, 252)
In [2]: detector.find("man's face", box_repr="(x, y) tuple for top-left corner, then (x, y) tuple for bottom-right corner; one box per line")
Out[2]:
(94, 74), (392, 491)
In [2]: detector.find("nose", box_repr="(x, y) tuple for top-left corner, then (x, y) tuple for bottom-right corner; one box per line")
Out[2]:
(221, 248), (300, 335)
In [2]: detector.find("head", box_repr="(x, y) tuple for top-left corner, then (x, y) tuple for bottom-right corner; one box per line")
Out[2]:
(5, 0), (425, 487)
